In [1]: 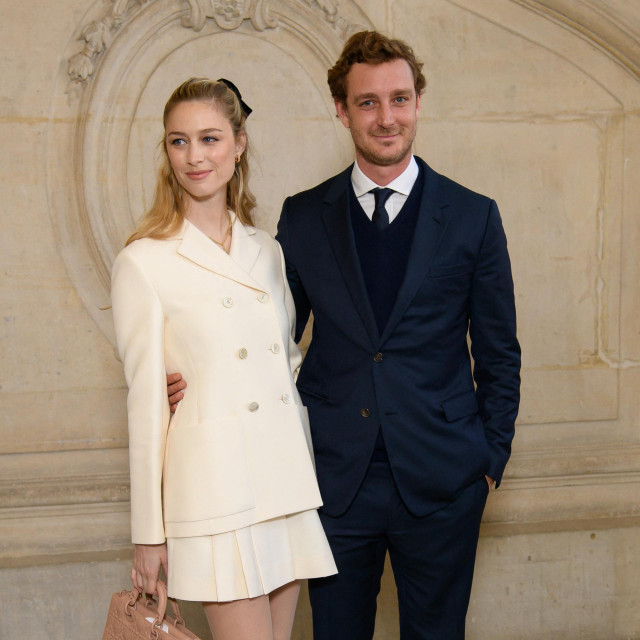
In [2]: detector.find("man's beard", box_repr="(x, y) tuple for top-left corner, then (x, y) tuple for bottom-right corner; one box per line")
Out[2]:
(354, 125), (416, 167)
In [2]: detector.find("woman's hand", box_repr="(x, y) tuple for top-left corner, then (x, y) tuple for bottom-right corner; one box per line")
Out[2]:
(131, 543), (168, 595)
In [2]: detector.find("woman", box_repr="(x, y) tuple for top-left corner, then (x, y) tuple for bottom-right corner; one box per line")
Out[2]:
(111, 77), (336, 640)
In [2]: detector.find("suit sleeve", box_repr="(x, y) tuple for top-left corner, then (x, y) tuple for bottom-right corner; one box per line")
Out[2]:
(276, 197), (312, 343)
(276, 238), (315, 460)
(111, 250), (169, 543)
(469, 200), (521, 487)
(276, 240), (302, 377)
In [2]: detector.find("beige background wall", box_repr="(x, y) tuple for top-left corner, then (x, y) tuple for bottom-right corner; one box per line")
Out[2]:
(1, 0), (639, 638)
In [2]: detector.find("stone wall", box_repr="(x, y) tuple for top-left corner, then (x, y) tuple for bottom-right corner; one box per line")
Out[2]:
(1, 1), (639, 638)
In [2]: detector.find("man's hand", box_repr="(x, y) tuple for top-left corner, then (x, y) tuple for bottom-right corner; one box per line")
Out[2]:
(167, 372), (186, 413)
(486, 475), (495, 490)
(131, 543), (168, 595)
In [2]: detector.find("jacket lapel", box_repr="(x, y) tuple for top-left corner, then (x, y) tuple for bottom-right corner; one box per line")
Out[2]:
(177, 218), (265, 291)
(380, 161), (449, 344)
(322, 168), (380, 348)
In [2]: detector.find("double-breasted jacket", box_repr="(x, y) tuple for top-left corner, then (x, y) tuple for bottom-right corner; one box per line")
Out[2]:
(111, 218), (322, 544)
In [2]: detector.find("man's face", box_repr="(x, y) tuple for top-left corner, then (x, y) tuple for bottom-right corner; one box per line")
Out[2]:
(335, 59), (420, 172)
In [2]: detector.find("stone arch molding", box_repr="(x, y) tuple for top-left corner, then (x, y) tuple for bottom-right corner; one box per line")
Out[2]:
(49, 0), (371, 343)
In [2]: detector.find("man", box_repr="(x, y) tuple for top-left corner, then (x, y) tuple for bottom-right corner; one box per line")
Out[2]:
(170, 30), (520, 639)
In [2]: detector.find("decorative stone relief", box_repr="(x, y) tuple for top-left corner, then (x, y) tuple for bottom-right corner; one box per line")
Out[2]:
(67, 0), (153, 90)
(181, 0), (278, 32)
(305, 0), (359, 39)
(66, 0), (365, 92)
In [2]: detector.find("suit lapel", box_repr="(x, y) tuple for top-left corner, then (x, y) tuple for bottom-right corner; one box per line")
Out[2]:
(177, 218), (265, 291)
(380, 162), (449, 344)
(322, 169), (380, 347)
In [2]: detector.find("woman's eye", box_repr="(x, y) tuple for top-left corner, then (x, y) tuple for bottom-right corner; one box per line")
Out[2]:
(203, 136), (218, 143)
(169, 138), (186, 146)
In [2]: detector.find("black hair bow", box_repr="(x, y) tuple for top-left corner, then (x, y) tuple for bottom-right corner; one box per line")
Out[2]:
(218, 78), (252, 117)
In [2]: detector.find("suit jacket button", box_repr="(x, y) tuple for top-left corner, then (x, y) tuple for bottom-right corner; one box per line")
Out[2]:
(270, 343), (281, 354)
(281, 394), (291, 404)
(248, 402), (259, 412)
(223, 297), (233, 308)
(360, 408), (371, 418)
(257, 292), (269, 303)
(373, 352), (383, 362)
(238, 348), (248, 359)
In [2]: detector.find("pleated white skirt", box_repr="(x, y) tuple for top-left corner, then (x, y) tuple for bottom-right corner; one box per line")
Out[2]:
(166, 509), (337, 602)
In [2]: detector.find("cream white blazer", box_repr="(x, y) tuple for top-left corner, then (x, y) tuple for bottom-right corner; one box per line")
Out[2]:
(111, 218), (322, 544)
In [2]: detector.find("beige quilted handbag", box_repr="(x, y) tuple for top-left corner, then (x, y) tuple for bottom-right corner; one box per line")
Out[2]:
(102, 581), (202, 640)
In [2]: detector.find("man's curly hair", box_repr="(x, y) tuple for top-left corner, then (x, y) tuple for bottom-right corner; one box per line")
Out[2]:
(328, 31), (426, 104)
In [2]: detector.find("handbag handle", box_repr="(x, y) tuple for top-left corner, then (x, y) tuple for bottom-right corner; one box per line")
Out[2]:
(152, 581), (186, 627)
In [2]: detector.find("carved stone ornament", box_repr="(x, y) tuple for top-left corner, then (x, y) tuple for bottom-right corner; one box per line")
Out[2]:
(182, 0), (278, 32)
(67, 1), (153, 91)
(66, 0), (365, 91)
(304, 0), (355, 39)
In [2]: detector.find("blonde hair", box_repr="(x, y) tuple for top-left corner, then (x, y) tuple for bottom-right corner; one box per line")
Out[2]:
(126, 78), (256, 246)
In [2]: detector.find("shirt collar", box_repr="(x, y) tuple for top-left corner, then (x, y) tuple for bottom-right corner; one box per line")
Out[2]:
(351, 155), (419, 197)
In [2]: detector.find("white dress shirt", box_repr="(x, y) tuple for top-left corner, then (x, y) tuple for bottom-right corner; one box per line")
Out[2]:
(351, 156), (420, 224)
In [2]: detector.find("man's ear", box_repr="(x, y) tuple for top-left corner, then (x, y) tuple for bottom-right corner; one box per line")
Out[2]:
(415, 92), (421, 117)
(334, 98), (350, 129)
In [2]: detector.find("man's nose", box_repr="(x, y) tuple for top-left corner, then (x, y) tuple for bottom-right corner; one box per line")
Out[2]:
(377, 103), (395, 128)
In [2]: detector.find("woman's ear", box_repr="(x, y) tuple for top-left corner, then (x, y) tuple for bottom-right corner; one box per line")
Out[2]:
(235, 130), (247, 157)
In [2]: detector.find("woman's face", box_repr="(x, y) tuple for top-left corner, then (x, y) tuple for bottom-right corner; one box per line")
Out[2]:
(165, 100), (245, 206)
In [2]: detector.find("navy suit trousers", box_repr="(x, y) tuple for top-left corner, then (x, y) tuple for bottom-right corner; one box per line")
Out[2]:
(308, 460), (489, 640)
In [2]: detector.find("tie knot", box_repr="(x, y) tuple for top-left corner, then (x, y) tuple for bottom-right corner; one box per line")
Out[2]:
(370, 187), (394, 208)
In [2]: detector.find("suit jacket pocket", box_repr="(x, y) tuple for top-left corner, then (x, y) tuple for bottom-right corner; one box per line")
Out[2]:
(297, 384), (330, 403)
(428, 262), (474, 278)
(441, 390), (479, 422)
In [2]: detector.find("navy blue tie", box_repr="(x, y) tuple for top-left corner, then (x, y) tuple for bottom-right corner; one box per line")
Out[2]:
(370, 188), (393, 230)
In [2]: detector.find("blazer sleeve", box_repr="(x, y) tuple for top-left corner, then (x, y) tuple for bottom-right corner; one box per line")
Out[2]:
(276, 197), (312, 343)
(111, 249), (169, 544)
(469, 200), (521, 487)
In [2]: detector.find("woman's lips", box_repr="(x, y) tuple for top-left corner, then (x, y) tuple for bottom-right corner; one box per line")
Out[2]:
(186, 170), (212, 180)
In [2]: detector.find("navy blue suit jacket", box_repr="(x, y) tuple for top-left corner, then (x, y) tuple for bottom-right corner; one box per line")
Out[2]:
(276, 157), (521, 518)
